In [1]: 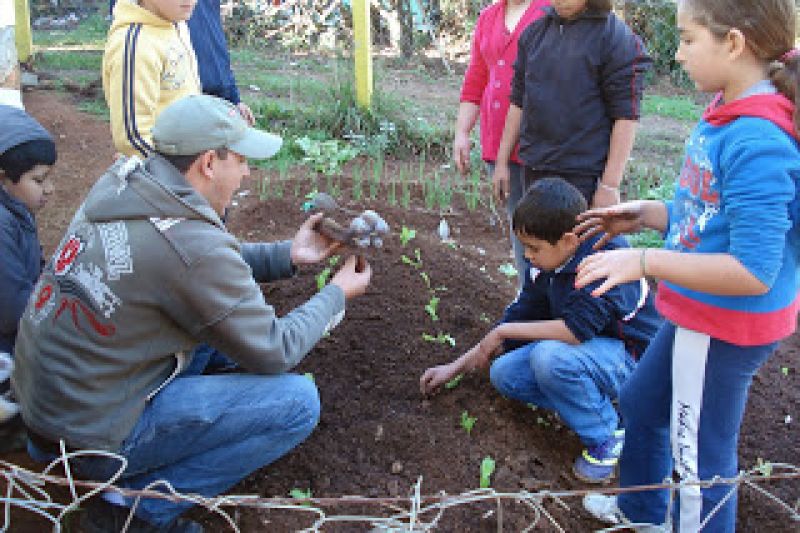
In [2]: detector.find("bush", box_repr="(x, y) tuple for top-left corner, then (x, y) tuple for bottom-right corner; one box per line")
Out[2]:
(623, 0), (690, 86)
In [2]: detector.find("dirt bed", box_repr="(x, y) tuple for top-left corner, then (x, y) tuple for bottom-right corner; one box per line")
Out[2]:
(2, 90), (797, 532)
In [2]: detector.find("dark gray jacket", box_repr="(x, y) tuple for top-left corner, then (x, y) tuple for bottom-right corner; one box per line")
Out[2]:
(511, 7), (652, 177)
(13, 155), (345, 450)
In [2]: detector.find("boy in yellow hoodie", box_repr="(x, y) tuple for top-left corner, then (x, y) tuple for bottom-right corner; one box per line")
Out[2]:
(103, 0), (200, 157)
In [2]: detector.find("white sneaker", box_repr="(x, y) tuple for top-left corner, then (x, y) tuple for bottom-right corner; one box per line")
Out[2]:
(0, 393), (20, 424)
(583, 493), (669, 532)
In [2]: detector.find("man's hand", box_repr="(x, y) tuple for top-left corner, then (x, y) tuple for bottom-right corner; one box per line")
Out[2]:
(492, 163), (511, 204)
(453, 131), (472, 177)
(330, 255), (372, 299)
(290, 213), (342, 265)
(237, 102), (256, 126)
(419, 361), (460, 395)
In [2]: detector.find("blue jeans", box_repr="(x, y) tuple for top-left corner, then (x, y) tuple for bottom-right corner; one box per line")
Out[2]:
(618, 322), (775, 532)
(486, 161), (532, 288)
(29, 351), (319, 526)
(490, 337), (634, 447)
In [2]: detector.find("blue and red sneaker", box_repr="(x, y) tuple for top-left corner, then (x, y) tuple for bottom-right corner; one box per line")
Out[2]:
(573, 428), (625, 484)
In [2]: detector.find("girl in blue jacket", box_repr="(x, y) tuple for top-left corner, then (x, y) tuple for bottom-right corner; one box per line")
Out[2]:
(573, 0), (800, 530)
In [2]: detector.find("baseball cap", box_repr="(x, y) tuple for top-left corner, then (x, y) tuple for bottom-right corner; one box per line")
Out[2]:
(152, 95), (282, 159)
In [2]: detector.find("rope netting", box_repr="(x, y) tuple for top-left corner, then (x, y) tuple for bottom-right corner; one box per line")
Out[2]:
(2, 445), (799, 532)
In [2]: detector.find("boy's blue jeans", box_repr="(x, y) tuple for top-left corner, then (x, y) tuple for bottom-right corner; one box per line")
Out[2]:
(490, 337), (634, 447)
(29, 347), (319, 526)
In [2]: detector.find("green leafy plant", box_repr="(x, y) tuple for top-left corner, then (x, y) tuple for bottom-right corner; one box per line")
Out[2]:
(781, 366), (790, 376)
(422, 332), (456, 347)
(315, 256), (340, 291)
(294, 136), (359, 176)
(425, 296), (440, 321)
(445, 374), (463, 389)
(401, 248), (422, 269)
(399, 226), (417, 247)
(289, 487), (313, 506)
(479, 312), (491, 324)
(479, 456), (496, 489)
(420, 271), (431, 289)
(461, 410), (477, 435)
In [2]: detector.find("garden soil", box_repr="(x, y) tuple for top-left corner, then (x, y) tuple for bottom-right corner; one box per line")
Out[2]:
(2, 90), (797, 532)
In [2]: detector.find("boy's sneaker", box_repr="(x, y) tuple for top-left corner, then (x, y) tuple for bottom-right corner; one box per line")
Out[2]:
(583, 494), (668, 532)
(81, 497), (204, 533)
(573, 429), (624, 484)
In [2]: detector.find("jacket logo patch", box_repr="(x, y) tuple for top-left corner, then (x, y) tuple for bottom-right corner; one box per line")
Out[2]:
(29, 281), (57, 326)
(54, 236), (84, 276)
(99, 222), (133, 280)
(72, 263), (122, 318)
(54, 296), (116, 337)
(161, 43), (188, 90)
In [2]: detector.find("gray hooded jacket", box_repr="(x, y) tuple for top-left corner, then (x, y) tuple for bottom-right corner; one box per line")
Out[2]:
(12, 155), (345, 450)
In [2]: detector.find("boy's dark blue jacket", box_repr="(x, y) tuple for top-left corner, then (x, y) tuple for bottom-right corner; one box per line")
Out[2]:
(188, 0), (241, 104)
(510, 6), (651, 178)
(0, 187), (43, 354)
(502, 235), (662, 358)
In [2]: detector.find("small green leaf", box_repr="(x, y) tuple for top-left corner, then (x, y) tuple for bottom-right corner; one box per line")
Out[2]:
(755, 458), (773, 477)
(444, 374), (463, 389)
(425, 296), (440, 321)
(289, 487), (313, 506)
(303, 372), (315, 382)
(781, 366), (790, 376)
(316, 267), (332, 291)
(479, 456), (496, 488)
(399, 226), (417, 247)
(419, 271), (431, 288)
(461, 410), (477, 434)
(442, 334), (456, 347)
(498, 263), (518, 278)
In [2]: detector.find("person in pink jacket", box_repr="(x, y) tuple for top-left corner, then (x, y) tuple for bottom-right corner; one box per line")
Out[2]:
(454, 0), (549, 286)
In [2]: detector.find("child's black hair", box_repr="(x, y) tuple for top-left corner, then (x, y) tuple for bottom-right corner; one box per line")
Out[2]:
(0, 139), (57, 183)
(512, 177), (588, 245)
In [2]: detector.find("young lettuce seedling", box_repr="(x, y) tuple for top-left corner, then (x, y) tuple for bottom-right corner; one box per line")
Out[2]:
(479, 456), (496, 489)
(289, 488), (313, 507)
(461, 410), (477, 435)
(425, 296), (440, 321)
(401, 248), (422, 269)
(421, 332), (456, 347)
(399, 226), (416, 247)
(444, 374), (463, 389)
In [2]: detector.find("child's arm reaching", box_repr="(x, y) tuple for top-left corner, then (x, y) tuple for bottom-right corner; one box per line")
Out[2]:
(575, 248), (768, 298)
(419, 320), (579, 395)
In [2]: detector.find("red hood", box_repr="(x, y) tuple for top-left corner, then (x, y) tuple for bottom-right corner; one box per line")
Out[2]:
(703, 92), (799, 141)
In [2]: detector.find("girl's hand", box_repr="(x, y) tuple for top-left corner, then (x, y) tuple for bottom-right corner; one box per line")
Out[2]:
(492, 163), (511, 204)
(576, 248), (644, 297)
(574, 201), (647, 249)
(420, 362), (460, 395)
(453, 131), (472, 177)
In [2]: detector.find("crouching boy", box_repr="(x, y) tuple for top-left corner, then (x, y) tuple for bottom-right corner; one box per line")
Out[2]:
(420, 177), (661, 483)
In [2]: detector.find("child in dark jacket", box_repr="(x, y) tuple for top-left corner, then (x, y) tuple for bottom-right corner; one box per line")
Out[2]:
(420, 177), (661, 483)
(493, 0), (652, 209)
(0, 104), (57, 450)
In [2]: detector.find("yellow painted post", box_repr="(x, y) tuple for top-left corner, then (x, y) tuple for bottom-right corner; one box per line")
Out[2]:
(352, 0), (372, 109)
(14, 0), (32, 63)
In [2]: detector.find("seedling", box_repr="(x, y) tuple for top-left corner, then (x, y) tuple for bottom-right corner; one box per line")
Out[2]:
(370, 154), (383, 200)
(315, 256), (340, 291)
(755, 458), (773, 477)
(401, 248), (422, 269)
(422, 332), (456, 347)
(399, 226), (417, 247)
(289, 487), (313, 506)
(352, 164), (363, 202)
(445, 374), (463, 389)
(479, 456), (496, 488)
(461, 410), (477, 435)
(419, 271), (430, 289)
(781, 366), (790, 376)
(498, 263), (518, 278)
(479, 312), (491, 324)
(425, 296), (440, 321)
(303, 372), (315, 382)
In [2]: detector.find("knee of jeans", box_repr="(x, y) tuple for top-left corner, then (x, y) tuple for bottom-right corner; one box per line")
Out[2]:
(530, 341), (574, 388)
(288, 375), (321, 429)
(489, 357), (514, 393)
